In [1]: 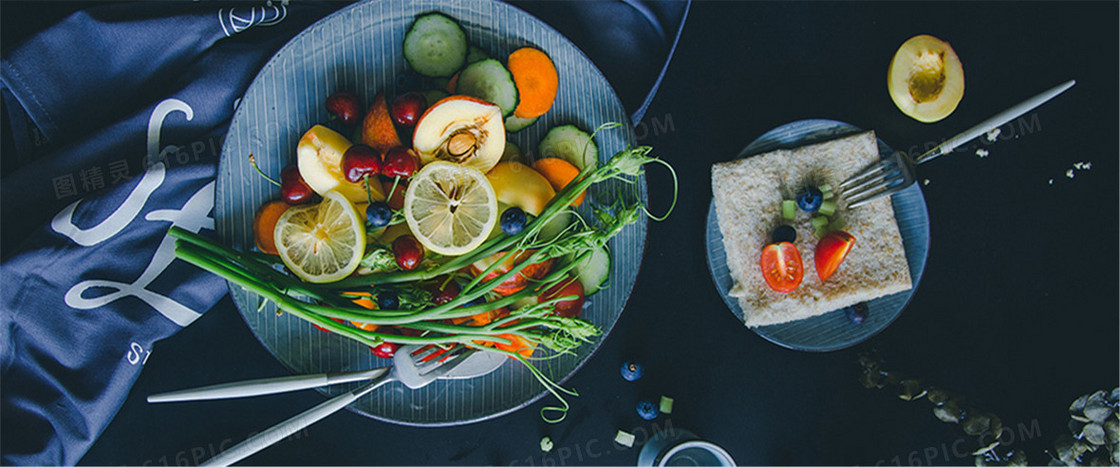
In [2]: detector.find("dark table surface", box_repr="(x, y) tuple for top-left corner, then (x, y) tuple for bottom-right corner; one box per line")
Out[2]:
(12, 1), (1116, 465)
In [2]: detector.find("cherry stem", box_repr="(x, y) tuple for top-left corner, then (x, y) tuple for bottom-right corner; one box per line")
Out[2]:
(364, 175), (374, 205)
(248, 153), (282, 187)
(389, 175), (402, 202)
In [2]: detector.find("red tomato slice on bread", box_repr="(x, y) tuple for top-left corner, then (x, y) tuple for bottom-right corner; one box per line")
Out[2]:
(760, 242), (803, 293)
(815, 230), (855, 282)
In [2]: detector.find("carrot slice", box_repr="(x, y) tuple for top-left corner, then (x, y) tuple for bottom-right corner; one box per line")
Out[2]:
(532, 158), (585, 206)
(252, 200), (290, 255)
(508, 48), (558, 119)
(445, 71), (460, 94)
(494, 333), (538, 359)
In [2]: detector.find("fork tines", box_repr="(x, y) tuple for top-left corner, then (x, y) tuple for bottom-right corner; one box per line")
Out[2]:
(839, 158), (910, 208)
(413, 344), (467, 369)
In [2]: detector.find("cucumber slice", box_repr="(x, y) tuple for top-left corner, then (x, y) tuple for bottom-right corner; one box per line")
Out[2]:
(499, 141), (527, 165)
(403, 13), (468, 78)
(781, 200), (796, 220)
(538, 125), (598, 171)
(504, 114), (538, 133)
(572, 245), (610, 295)
(537, 209), (572, 242)
(419, 89), (450, 107)
(455, 59), (519, 117)
(466, 45), (490, 64)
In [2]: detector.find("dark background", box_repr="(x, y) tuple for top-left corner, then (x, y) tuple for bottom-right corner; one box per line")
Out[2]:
(5, 1), (1118, 465)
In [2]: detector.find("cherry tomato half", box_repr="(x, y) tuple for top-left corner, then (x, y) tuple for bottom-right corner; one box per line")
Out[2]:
(815, 230), (855, 282)
(540, 277), (585, 317)
(760, 242), (803, 293)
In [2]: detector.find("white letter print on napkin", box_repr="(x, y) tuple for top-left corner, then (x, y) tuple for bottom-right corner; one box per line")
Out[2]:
(51, 98), (214, 327)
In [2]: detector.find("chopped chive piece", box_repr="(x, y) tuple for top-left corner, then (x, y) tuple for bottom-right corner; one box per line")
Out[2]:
(540, 436), (554, 452)
(660, 396), (675, 414)
(829, 217), (847, 231)
(821, 189), (834, 200)
(819, 184), (832, 192)
(814, 226), (828, 238)
(615, 430), (636, 448)
(819, 200), (837, 216)
(810, 216), (829, 230)
(782, 200), (796, 220)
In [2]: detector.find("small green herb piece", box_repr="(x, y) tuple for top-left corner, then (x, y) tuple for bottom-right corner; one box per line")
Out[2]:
(810, 216), (829, 230)
(540, 437), (554, 452)
(829, 217), (847, 232)
(360, 246), (399, 272)
(819, 184), (832, 192)
(819, 200), (837, 216)
(614, 430), (636, 448)
(659, 396), (675, 414)
(782, 200), (797, 220)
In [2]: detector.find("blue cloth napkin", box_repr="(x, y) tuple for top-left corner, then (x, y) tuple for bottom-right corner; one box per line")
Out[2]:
(0, 1), (686, 464)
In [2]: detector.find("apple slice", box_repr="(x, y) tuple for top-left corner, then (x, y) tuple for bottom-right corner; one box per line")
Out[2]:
(361, 92), (403, 154)
(412, 96), (505, 174)
(297, 125), (384, 204)
(486, 161), (555, 217)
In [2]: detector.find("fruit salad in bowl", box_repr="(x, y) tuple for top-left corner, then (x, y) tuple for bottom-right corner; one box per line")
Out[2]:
(173, 3), (674, 425)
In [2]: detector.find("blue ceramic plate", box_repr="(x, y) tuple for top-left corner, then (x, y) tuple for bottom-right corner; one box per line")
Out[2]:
(705, 120), (929, 351)
(215, 0), (645, 426)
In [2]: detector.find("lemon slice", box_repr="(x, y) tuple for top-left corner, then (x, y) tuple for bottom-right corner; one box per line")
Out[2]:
(404, 161), (498, 256)
(274, 190), (366, 283)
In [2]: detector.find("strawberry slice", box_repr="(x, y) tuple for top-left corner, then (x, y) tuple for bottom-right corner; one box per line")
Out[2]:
(815, 230), (856, 282)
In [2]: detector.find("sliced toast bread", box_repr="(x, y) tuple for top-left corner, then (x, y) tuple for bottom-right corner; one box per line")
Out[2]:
(712, 130), (912, 327)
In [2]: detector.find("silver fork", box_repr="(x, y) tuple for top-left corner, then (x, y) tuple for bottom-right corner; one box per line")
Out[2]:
(200, 345), (476, 466)
(839, 80), (1075, 208)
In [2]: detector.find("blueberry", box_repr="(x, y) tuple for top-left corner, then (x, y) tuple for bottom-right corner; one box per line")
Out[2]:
(500, 207), (527, 235)
(620, 361), (645, 381)
(366, 201), (393, 228)
(796, 186), (823, 212)
(845, 302), (869, 324)
(636, 400), (659, 420)
(771, 225), (797, 244)
(377, 291), (399, 310)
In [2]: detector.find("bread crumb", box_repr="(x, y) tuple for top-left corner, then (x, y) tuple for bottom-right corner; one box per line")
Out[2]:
(986, 128), (1001, 142)
(975, 149), (989, 158)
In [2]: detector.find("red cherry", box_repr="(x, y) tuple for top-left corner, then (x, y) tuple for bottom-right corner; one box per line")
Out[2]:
(392, 235), (424, 271)
(389, 92), (428, 127)
(342, 144), (382, 183)
(326, 91), (362, 125)
(382, 147), (419, 178)
(280, 165), (315, 204)
(426, 276), (461, 305)
(370, 341), (400, 358)
(540, 278), (585, 318)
